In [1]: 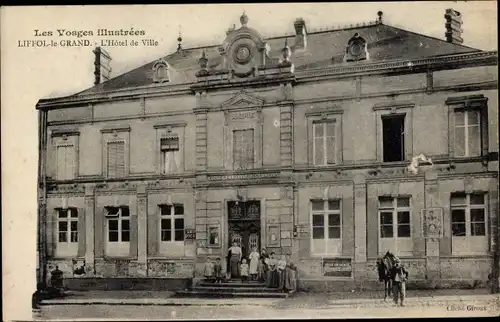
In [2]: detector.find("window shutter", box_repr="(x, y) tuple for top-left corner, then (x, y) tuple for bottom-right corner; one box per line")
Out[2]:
(56, 146), (66, 180)
(65, 146), (76, 179)
(107, 141), (125, 178)
(244, 129), (254, 168)
(326, 122), (336, 164)
(233, 131), (243, 169)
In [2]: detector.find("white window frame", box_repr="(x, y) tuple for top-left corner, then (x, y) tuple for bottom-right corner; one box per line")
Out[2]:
(55, 207), (78, 257)
(453, 110), (481, 157)
(105, 206), (130, 257)
(378, 196), (413, 257)
(160, 136), (181, 174)
(312, 121), (336, 166)
(159, 204), (185, 256)
(310, 199), (342, 256)
(451, 193), (488, 255)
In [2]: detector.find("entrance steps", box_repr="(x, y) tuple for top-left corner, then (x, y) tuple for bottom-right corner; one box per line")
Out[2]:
(175, 279), (293, 298)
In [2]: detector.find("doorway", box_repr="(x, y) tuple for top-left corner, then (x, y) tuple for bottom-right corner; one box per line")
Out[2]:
(227, 200), (261, 263)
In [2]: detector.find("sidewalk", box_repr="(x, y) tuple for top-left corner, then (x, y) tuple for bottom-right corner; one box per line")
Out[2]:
(39, 288), (499, 308)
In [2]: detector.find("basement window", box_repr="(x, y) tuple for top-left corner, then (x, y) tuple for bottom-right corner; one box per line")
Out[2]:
(382, 115), (405, 162)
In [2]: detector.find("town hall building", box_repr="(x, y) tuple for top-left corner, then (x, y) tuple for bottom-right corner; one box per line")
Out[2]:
(36, 10), (499, 291)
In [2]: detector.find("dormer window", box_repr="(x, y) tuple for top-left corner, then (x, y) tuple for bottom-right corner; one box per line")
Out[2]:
(344, 33), (369, 62)
(152, 59), (170, 83)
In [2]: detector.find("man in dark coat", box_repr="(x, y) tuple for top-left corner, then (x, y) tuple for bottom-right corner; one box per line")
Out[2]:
(390, 258), (409, 306)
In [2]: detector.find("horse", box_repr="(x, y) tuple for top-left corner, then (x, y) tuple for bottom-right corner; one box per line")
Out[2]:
(376, 251), (396, 301)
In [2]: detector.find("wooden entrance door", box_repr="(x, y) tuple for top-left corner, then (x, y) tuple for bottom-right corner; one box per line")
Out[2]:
(228, 200), (261, 260)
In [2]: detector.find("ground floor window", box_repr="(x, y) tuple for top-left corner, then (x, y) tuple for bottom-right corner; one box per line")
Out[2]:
(55, 207), (78, 257)
(378, 196), (413, 256)
(159, 204), (185, 256)
(451, 192), (488, 255)
(105, 206), (130, 257)
(311, 199), (342, 256)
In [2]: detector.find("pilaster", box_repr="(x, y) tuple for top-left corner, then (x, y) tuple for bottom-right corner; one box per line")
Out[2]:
(424, 169), (440, 282)
(137, 184), (148, 273)
(84, 184), (95, 276)
(195, 106), (208, 172)
(279, 103), (293, 168)
(354, 175), (367, 263)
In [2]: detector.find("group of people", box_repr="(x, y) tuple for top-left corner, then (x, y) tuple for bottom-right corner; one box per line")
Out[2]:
(203, 241), (298, 293)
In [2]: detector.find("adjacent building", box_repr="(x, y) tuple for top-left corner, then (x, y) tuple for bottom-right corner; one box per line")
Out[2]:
(36, 10), (499, 291)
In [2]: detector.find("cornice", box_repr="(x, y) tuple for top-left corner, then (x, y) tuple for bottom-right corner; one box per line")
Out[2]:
(36, 51), (496, 110)
(295, 51), (498, 82)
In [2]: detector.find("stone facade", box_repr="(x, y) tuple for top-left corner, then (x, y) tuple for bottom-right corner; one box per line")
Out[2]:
(38, 13), (499, 290)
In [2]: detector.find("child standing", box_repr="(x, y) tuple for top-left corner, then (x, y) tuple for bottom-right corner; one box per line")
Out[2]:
(203, 257), (215, 283)
(248, 247), (260, 281)
(240, 258), (249, 282)
(214, 257), (223, 284)
(277, 255), (287, 291)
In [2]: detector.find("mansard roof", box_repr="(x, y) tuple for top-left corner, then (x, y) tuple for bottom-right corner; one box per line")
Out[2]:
(72, 21), (482, 97)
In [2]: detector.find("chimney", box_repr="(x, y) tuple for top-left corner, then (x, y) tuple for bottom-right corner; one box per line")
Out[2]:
(293, 18), (307, 49)
(93, 46), (112, 85)
(444, 9), (463, 44)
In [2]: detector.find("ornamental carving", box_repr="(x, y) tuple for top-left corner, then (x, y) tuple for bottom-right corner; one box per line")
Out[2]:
(344, 33), (369, 62)
(152, 59), (170, 83)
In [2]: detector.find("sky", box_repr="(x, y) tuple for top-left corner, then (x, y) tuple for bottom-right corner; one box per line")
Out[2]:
(0, 2), (497, 320)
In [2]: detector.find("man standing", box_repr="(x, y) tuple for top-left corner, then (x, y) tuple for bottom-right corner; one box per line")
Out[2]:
(390, 258), (409, 306)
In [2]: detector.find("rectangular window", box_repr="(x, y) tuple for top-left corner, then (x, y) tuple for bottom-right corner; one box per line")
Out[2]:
(57, 208), (78, 243)
(382, 115), (405, 162)
(107, 141), (125, 178)
(56, 145), (76, 180)
(313, 121), (336, 166)
(233, 129), (254, 170)
(161, 136), (181, 174)
(378, 196), (412, 256)
(454, 110), (481, 157)
(105, 206), (130, 256)
(160, 204), (185, 242)
(311, 199), (342, 256)
(451, 193), (488, 255)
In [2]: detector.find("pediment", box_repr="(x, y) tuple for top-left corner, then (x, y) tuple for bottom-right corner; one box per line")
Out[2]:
(221, 91), (264, 109)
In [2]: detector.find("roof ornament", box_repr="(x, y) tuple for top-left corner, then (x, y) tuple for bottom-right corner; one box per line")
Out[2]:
(281, 38), (292, 63)
(198, 50), (208, 69)
(377, 11), (384, 24)
(177, 26), (183, 53)
(240, 11), (249, 27)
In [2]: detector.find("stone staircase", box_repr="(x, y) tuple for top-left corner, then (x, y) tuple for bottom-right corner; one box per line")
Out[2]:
(175, 279), (293, 298)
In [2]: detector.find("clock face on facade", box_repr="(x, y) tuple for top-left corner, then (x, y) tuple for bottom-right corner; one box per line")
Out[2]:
(233, 44), (252, 64)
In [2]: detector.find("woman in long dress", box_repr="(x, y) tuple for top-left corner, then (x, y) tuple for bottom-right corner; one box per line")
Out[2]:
(258, 248), (269, 282)
(228, 241), (242, 279)
(283, 254), (297, 293)
(266, 252), (280, 288)
(248, 247), (260, 281)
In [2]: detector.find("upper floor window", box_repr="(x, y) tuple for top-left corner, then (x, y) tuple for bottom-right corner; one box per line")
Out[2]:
(56, 144), (76, 180)
(106, 141), (126, 178)
(382, 115), (405, 162)
(451, 192), (488, 255)
(313, 121), (336, 166)
(454, 110), (481, 157)
(233, 129), (254, 170)
(378, 196), (413, 257)
(446, 94), (488, 158)
(161, 136), (181, 174)
(311, 199), (342, 256)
